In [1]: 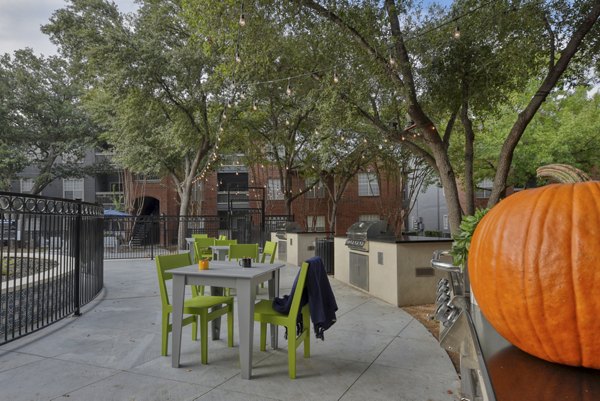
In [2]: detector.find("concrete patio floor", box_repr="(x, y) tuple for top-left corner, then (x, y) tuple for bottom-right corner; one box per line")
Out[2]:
(0, 259), (459, 401)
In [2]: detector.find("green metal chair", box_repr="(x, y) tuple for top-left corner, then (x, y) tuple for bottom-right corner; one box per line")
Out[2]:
(228, 243), (259, 262)
(253, 262), (310, 379)
(218, 234), (228, 240)
(261, 241), (277, 264)
(214, 239), (231, 247)
(192, 233), (208, 239)
(224, 243), (259, 296)
(155, 253), (234, 364)
(194, 237), (215, 261)
(257, 241), (278, 290)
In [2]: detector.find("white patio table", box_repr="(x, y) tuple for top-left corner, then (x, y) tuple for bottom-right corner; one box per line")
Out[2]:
(209, 245), (230, 261)
(170, 260), (284, 379)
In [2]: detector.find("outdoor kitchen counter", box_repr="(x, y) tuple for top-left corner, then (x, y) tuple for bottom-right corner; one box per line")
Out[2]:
(334, 236), (452, 306)
(470, 304), (600, 401)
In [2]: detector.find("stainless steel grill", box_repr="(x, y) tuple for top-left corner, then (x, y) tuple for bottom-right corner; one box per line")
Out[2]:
(275, 221), (301, 240)
(344, 220), (393, 252)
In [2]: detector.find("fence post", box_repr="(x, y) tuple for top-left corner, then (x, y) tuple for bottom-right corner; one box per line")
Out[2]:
(73, 199), (82, 316)
(150, 216), (155, 260)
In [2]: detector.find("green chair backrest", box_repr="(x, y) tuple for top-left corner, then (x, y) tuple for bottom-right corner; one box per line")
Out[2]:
(194, 237), (215, 248)
(194, 239), (215, 259)
(228, 244), (259, 261)
(214, 239), (231, 246)
(192, 233), (208, 239)
(288, 262), (310, 318)
(229, 239), (238, 245)
(261, 241), (277, 263)
(155, 252), (192, 307)
(218, 235), (228, 240)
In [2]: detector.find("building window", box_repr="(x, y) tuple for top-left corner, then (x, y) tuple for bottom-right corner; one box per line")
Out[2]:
(134, 173), (161, 182)
(20, 179), (35, 194)
(305, 179), (325, 199)
(267, 179), (284, 200)
(443, 215), (449, 230)
(359, 214), (380, 222)
(358, 172), (379, 196)
(63, 178), (84, 200)
(61, 152), (84, 164)
(306, 215), (325, 232)
(475, 179), (493, 199)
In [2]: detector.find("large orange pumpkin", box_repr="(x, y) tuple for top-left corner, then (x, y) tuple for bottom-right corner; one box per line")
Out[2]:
(469, 182), (600, 369)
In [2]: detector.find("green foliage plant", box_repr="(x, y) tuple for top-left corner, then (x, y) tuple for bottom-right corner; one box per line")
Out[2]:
(451, 208), (489, 270)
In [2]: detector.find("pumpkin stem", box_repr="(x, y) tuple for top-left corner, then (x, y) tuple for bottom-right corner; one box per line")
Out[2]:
(536, 164), (591, 183)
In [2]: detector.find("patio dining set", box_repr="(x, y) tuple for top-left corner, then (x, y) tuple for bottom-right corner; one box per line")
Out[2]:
(157, 234), (315, 380)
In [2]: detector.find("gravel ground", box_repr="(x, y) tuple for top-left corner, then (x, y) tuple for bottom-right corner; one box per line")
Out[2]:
(2, 257), (57, 282)
(402, 303), (460, 373)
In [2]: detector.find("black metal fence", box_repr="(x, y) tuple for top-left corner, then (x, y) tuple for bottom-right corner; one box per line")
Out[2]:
(103, 214), (292, 259)
(0, 192), (104, 345)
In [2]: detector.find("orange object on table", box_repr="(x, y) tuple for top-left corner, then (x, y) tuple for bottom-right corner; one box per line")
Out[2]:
(198, 259), (209, 270)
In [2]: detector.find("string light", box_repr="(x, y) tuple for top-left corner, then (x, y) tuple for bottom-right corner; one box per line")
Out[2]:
(252, 100), (258, 110)
(333, 68), (339, 84)
(286, 78), (293, 96)
(239, 13), (246, 26)
(453, 26), (461, 39)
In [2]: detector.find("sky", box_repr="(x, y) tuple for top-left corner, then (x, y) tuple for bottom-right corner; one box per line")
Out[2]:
(0, 0), (453, 57)
(0, 0), (138, 57)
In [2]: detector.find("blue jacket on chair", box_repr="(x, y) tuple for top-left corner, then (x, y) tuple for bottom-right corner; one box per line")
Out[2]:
(273, 256), (338, 340)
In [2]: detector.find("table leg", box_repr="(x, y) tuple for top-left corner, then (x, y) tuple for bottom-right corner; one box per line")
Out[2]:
(237, 281), (256, 379)
(171, 275), (185, 368)
(268, 269), (280, 349)
(210, 286), (223, 340)
(188, 241), (196, 263)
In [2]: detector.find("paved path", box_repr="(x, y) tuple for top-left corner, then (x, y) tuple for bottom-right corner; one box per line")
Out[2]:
(0, 259), (459, 401)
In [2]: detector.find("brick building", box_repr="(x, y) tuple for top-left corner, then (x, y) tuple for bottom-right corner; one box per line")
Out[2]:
(124, 158), (408, 237)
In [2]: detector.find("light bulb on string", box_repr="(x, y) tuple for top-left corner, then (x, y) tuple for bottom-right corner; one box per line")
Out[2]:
(239, 13), (246, 27)
(252, 100), (258, 111)
(453, 26), (461, 39)
(235, 49), (241, 64)
(333, 68), (339, 84)
(286, 78), (293, 96)
(389, 55), (396, 66)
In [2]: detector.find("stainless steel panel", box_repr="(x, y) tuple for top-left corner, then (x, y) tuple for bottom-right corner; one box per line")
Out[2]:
(278, 239), (287, 260)
(349, 252), (368, 291)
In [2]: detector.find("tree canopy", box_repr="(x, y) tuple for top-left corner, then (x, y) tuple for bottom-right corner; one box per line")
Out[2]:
(0, 49), (98, 194)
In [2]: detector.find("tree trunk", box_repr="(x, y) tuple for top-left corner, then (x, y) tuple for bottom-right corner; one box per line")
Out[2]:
(329, 200), (338, 234)
(461, 95), (475, 215)
(430, 141), (463, 236)
(31, 155), (57, 195)
(177, 180), (192, 250)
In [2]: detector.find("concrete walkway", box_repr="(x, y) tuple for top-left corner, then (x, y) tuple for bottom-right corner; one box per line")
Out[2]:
(0, 259), (459, 401)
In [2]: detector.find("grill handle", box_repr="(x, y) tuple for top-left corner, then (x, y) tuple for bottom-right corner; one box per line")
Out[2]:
(431, 250), (461, 273)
